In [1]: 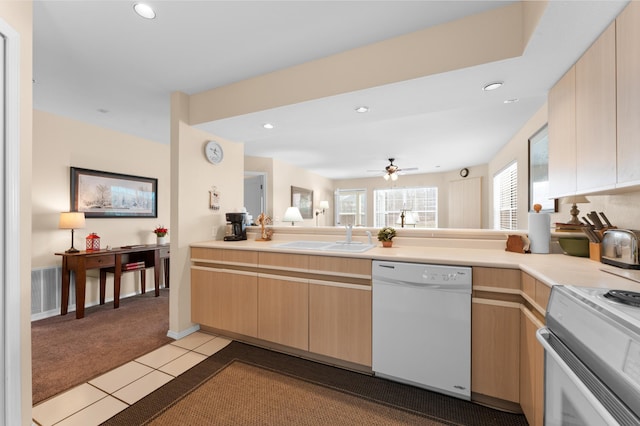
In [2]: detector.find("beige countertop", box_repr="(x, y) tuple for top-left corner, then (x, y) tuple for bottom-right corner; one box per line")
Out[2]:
(191, 239), (640, 293)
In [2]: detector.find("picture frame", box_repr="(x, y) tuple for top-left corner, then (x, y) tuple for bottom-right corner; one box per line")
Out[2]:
(528, 125), (558, 213)
(70, 167), (158, 218)
(291, 186), (313, 219)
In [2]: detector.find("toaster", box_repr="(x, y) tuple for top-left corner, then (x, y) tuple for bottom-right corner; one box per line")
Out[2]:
(601, 229), (640, 269)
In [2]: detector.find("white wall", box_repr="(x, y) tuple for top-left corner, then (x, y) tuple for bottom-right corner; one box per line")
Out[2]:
(332, 164), (489, 228)
(246, 156), (334, 226)
(32, 110), (171, 303)
(169, 92), (245, 336)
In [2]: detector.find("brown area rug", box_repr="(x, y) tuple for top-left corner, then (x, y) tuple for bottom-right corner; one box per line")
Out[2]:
(149, 361), (441, 425)
(103, 341), (528, 426)
(31, 288), (171, 404)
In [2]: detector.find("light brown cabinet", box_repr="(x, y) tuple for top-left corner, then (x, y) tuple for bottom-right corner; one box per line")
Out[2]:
(471, 267), (521, 408)
(616, 1), (640, 187)
(549, 3), (640, 197)
(520, 307), (545, 426)
(191, 247), (372, 367)
(257, 275), (309, 350)
(471, 299), (520, 404)
(309, 281), (371, 366)
(471, 267), (548, 424)
(575, 21), (617, 193)
(548, 66), (577, 198)
(191, 267), (258, 337)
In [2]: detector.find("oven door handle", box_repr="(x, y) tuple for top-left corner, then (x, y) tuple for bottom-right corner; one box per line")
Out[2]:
(536, 328), (621, 425)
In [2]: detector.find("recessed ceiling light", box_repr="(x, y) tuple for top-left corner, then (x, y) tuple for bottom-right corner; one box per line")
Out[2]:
(504, 98), (519, 104)
(133, 3), (156, 19)
(355, 106), (369, 113)
(482, 81), (503, 91)
(263, 123), (274, 129)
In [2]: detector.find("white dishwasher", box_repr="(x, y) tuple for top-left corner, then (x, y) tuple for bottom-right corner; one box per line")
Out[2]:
(372, 260), (472, 400)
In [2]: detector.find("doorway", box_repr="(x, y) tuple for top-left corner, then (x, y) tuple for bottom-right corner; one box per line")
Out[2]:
(244, 172), (266, 223)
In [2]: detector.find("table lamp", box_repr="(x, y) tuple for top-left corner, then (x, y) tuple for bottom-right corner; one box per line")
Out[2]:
(59, 211), (86, 253)
(283, 206), (304, 226)
(561, 195), (589, 225)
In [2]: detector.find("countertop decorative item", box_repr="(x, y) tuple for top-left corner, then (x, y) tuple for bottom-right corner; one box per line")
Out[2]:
(256, 212), (273, 241)
(377, 226), (396, 247)
(153, 225), (168, 245)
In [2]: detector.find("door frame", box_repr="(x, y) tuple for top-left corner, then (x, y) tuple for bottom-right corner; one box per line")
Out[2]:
(0, 16), (22, 425)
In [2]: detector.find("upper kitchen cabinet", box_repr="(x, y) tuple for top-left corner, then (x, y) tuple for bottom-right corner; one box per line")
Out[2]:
(548, 66), (577, 198)
(616, 1), (640, 187)
(574, 21), (617, 193)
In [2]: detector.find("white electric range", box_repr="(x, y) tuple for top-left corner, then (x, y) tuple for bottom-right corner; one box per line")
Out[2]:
(537, 285), (640, 425)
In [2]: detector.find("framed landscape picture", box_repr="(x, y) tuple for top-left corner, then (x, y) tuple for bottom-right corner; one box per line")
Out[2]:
(70, 167), (158, 218)
(291, 186), (313, 219)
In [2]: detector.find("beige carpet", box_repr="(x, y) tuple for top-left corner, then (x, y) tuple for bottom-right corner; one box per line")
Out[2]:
(32, 288), (171, 404)
(147, 361), (443, 425)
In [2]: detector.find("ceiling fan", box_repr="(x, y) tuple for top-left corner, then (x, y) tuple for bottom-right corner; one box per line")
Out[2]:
(370, 158), (418, 181)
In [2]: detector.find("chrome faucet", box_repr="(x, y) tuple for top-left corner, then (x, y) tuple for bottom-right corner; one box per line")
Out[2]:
(366, 230), (372, 245)
(345, 224), (353, 244)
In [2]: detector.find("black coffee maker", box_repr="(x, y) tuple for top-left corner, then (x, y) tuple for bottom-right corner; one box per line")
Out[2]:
(223, 212), (247, 241)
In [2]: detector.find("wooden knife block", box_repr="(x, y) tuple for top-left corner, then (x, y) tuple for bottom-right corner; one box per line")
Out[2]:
(589, 242), (602, 262)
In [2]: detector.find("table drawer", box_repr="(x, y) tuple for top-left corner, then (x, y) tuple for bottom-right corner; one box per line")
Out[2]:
(84, 254), (115, 269)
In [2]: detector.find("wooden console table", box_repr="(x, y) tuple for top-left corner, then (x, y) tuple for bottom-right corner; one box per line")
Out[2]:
(55, 244), (170, 319)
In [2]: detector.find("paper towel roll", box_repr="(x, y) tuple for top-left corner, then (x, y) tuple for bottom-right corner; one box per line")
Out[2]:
(529, 212), (550, 254)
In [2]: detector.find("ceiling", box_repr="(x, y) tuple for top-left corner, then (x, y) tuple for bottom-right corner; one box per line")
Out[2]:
(33, 1), (629, 180)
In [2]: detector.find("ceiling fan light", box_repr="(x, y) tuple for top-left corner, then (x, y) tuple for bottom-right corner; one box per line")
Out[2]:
(383, 173), (390, 181)
(391, 172), (398, 181)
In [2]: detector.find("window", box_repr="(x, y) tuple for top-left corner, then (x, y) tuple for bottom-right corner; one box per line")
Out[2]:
(334, 189), (366, 226)
(493, 162), (518, 230)
(373, 187), (438, 228)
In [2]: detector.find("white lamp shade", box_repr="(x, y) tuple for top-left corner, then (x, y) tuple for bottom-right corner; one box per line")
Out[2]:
(283, 207), (304, 224)
(319, 200), (330, 210)
(59, 212), (86, 229)
(561, 195), (589, 205)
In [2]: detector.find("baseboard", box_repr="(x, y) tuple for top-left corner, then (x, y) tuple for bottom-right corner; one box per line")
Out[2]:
(167, 324), (200, 340)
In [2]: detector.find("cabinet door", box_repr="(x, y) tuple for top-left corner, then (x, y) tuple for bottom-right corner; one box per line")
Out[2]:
(548, 66), (577, 198)
(616, 1), (640, 186)
(471, 299), (520, 403)
(520, 308), (545, 426)
(191, 268), (258, 337)
(448, 177), (481, 228)
(575, 22), (617, 193)
(309, 282), (372, 366)
(257, 275), (308, 350)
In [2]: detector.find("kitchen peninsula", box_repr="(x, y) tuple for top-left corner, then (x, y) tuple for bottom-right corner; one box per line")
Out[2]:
(190, 227), (640, 426)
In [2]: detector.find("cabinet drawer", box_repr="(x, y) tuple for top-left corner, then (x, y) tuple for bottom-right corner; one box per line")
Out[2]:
(473, 267), (520, 290)
(308, 256), (371, 279)
(191, 247), (258, 265)
(84, 254), (115, 269)
(258, 252), (308, 271)
(521, 272), (551, 312)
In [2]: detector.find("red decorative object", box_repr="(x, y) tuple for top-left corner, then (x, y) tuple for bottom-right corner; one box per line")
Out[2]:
(86, 233), (100, 251)
(382, 241), (393, 248)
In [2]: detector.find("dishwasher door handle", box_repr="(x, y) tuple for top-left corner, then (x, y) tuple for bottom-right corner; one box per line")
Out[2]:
(374, 279), (471, 293)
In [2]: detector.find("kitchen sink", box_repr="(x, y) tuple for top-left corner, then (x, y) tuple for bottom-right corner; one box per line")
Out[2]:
(273, 241), (334, 250)
(273, 240), (375, 253)
(323, 243), (376, 253)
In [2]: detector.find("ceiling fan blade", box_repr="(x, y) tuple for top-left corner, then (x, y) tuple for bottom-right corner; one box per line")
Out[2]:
(398, 167), (418, 172)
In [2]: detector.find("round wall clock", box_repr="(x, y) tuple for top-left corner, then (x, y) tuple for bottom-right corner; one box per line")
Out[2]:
(204, 140), (223, 164)
(459, 168), (469, 178)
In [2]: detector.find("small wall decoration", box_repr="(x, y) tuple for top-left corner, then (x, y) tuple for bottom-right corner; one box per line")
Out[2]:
(70, 167), (157, 218)
(209, 186), (220, 210)
(291, 186), (313, 219)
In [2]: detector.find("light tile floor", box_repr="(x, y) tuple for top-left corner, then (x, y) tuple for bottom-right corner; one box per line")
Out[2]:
(32, 331), (231, 426)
